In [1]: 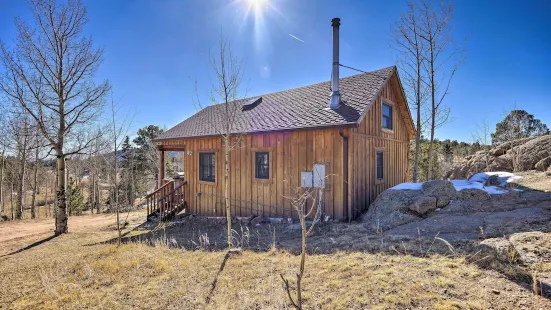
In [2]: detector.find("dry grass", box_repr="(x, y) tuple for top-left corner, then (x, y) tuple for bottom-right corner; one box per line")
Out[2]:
(515, 170), (551, 191)
(1, 213), (550, 309)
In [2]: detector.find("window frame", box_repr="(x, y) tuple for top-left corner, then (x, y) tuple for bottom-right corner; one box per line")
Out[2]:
(255, 151), (270, 179)
(375, 147), (385, 184)
(198, 151), (217, 183)
(382, 101), (394, 131)
(251, 148), (273, 183)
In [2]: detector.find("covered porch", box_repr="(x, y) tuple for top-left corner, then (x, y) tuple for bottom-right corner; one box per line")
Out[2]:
(144, 143), (189, 221)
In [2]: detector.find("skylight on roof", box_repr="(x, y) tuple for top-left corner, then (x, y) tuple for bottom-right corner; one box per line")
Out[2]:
(242, 97), (262, 111)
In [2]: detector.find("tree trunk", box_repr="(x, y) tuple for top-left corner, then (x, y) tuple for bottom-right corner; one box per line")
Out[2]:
(96, 181), (101, 214)
(412, 57), (422, 183)
(31, 132), (39, 219)
(45, 179), (50, 218)
(427, 44), (436, 181)
(90, 172), (95, 214)
(224, 139), (232, 248)
(55, 154), (68, 235)
(16, 121), (29, 220)
(10, 182), (15, 220)
(0, 149), (5, 214)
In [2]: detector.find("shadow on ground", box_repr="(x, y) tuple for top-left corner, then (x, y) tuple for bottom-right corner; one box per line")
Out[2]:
(0, 234), (60, 258)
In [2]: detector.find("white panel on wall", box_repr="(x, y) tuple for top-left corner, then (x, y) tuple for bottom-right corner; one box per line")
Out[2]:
(313, 164), (326, 188)
(301, 171), (313, 188)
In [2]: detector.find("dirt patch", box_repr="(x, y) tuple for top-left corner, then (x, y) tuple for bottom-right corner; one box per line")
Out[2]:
(0, 211), (145, 256)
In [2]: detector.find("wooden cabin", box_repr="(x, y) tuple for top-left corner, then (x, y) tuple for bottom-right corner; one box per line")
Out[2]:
(150, 65), (415, 221)
(146, 18), (414, 221)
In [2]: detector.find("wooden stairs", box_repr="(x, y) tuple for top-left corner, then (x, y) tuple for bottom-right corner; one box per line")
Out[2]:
(145, 180), (188, 221)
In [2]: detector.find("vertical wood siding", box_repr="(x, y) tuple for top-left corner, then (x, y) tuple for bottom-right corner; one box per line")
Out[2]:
(159, 127), (348, 220)
(348, 73), (411, 218)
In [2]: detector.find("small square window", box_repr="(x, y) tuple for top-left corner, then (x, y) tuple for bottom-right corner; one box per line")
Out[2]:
(376, 151), (384, 180)
(255, 152), (269, 179)
(199, 152), (215, 182)
(382, 103), (393, 130)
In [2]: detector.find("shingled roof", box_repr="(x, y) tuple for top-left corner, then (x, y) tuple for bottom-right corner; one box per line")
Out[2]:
(156, 66), (402, 140)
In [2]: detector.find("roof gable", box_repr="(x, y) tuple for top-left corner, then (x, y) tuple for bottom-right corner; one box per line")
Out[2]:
(157, 66), (404, 140)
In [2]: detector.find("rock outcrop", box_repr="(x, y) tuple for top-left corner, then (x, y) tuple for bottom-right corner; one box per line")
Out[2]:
(445, 135), (551, 179)
(535, 156), (551, 172)
(363, 180), (485, 231)
(511, 135), (551, 171)
(362, 181), (551, 240)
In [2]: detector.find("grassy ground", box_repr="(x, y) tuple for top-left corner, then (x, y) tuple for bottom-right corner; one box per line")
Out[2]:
(515, 170), (551, 191)
(0, 211), (549, 309)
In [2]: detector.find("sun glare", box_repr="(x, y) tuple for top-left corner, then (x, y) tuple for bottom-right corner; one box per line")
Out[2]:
(247, 0), (268, 12)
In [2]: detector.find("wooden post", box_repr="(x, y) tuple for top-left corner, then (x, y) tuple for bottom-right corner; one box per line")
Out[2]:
(159, 149), (165, 187)
(197, 192), (201, 215)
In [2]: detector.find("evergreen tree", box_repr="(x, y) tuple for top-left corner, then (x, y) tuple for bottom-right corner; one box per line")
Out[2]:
(491, 110), (549, 145)
(133, 125), (163, 190)
(67, 178), (84, 216)
(120, 136), (133, 206)
(442, 142), (453, 163)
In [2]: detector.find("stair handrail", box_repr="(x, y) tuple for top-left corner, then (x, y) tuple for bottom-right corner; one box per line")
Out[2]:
(145, 180), (175, 199)
(156, 181), (187, 203)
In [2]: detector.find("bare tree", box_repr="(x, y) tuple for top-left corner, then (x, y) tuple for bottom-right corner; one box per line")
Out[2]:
(281, 185), (323, 309)
(418, 0), (464, 180)
(0, 0), (110, 234)
(194, 38), (245, 248)
(29, 124), (45, 218)
(472, 119), (492, 170)
(392, 0), (429, 183)
(103, 98), (134, 245)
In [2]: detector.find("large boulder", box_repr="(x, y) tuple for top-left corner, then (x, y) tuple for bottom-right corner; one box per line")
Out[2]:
(477, 238), (516, 263)
(509, 231), (551, 265)
(488, 155), (513, 172)
(509, 135), (551, 171)
(361, 189), (422, 231)
(421, 180), (457, 207)
(477, 232), (551, 266)
(444, 163), (469, 180)
(465, 153), (493, 178)
(409, 196), (437, 214)
(488, 137), (535, 157)
(457, 188), (490, 201)
(535, 156), (551, 172)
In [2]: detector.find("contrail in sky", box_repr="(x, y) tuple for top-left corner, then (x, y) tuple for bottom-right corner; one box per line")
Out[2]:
(288, 34), (305, 43)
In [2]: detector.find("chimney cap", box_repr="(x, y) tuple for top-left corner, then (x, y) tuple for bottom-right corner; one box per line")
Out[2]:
(331, 18), (340, 27)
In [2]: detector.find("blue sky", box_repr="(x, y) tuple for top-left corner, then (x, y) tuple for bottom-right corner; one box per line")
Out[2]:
(1, 0), (550, 142)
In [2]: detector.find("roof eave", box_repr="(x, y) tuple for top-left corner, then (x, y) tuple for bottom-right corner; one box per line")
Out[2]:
(153, 122), (358, 143)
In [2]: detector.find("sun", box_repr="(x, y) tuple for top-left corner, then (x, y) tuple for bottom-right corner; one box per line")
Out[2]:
(246, 0), (268, 13)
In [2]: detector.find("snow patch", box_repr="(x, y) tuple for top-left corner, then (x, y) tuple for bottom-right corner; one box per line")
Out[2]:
(469, 171), (523, 186)
(389, 183), (423, 190)
(390, 174), (517, 195)
(450, 180), (485, 191)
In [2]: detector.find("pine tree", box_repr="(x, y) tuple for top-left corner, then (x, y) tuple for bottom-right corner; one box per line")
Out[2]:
(442, 142), (453, 163)
(133, 125), (163, 190)
(491, 110), (549, 145)
(120, 136), (133, 206)
(67, 178), (84, 216)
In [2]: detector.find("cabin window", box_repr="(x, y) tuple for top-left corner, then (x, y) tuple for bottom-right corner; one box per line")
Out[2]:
(255, 152), (269, 179)
(382, 103), (393, 130)
(199, 152), (216, 182)
(376, 151), (384, 180)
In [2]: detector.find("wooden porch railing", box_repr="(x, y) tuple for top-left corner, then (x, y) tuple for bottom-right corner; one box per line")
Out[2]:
(145, 180), (188, 221)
